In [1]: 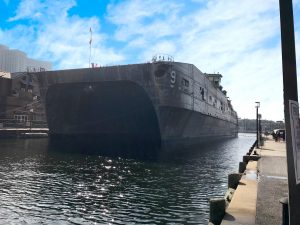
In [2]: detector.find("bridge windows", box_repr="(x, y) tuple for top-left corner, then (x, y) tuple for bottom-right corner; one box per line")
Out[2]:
(181, 78), (190, 93)
(181, 78), (189, 87)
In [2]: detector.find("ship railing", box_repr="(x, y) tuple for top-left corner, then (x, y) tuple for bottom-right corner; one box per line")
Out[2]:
(151, 54), (174, 63)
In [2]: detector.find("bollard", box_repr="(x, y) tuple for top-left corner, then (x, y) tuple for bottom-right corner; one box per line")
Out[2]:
(243, 155), (249, 163)
(239, 162), (247, 173)
(260, 138), (264, 146)
(228, 173), (242, 189)
(209, 198), (225, 225)
(280, 197), (289, 225)
(243, 155), (260, 163)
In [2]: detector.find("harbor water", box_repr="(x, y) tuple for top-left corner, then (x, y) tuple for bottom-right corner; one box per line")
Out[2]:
(0, 134), (255, 224)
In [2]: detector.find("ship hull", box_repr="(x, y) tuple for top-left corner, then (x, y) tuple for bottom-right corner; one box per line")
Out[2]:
(158, 106), (237, 148)
(37, 61), (238, 152)
(45, 79), (237, 150)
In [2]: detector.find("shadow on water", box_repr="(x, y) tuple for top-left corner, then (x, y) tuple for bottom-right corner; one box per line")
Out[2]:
(47, 135), (239, 162)
(48, 135), (161, 160)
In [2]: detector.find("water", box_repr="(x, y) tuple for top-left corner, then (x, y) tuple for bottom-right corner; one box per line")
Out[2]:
(0, 134), (255, 224)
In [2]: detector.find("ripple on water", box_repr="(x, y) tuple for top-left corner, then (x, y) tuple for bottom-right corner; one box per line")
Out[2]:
(0, 134), (255, 224)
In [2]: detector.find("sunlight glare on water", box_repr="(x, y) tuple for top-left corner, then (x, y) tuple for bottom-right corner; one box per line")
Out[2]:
(0, 133), (255, 224)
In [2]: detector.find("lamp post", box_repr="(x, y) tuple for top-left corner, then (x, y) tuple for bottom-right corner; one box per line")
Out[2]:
(255, 102), (260, 148)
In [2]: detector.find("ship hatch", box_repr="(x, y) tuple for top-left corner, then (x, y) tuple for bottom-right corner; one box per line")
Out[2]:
(46, 81), (161, 149)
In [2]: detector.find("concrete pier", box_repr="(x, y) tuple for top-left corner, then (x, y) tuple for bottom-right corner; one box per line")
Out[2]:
(255, 140), (288, 225)
(219, 137), (288, 225)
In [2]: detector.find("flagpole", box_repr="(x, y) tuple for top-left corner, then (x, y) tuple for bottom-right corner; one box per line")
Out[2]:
(89, 27), (92, 68)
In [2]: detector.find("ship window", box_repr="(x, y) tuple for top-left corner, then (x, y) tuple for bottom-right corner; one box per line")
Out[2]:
(213, 99), (217, 107)
(181, 78), (189, 87)
(200, 87), (205, 100)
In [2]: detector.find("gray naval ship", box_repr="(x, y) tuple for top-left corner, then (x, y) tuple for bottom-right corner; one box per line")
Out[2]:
(38, 55), (238, 149)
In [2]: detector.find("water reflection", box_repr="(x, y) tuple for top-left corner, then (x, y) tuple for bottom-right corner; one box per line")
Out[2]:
(0, 134), (255, 224)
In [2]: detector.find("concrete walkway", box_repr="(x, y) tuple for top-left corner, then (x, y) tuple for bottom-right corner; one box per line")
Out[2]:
(255, 140), (288, 225)
(221, 161), (258, 225)
(220, 138), (288, 225)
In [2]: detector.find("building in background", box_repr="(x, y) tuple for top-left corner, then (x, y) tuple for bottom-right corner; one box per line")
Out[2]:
(0, 44), (52, 73)
(0, 71), (11, 78)
(0, 71), (47, 128)
(0, 44), (50, 127)
(238, 118), (285, 133)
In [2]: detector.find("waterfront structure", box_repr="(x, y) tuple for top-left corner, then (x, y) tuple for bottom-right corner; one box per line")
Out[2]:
(0, 76), (12, 124)
(37, 57), (238, 148)
(0, 72), (46, 127)
(0, 44), (52, 73)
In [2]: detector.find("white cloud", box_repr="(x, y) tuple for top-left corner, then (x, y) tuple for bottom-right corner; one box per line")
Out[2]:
(2, 0), (299, 120)
(106, 0), (291, 121)
(8, 0), (76, 22)
(2, 0), (124, 69)
(106, 0), (182, 41)
(34, 15), (124, 68)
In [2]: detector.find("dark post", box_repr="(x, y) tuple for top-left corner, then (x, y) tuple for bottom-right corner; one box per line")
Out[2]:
(259, 114), (262, 145)
(279, 0), (300, 224)
(280, 197), (289, 225)
(255, 102), (260, 148)
(209, 198), (225, 225)
(30, 109), (33, 132)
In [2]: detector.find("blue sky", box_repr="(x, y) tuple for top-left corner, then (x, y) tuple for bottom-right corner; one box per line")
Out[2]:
(0, 0), (300, 121)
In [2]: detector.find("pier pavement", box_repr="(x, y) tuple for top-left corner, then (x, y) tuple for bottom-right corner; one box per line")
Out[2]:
(221, 138), (288, 225)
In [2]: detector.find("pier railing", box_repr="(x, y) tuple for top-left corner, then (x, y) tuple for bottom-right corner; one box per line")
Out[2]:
(0, 119), (48, 129)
